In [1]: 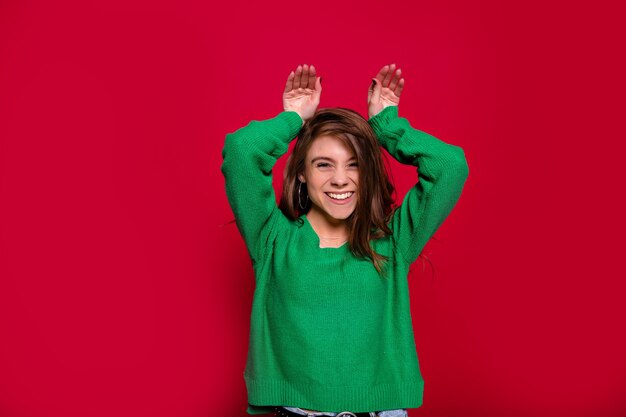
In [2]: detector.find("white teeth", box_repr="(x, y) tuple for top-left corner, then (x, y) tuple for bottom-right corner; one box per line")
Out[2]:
(326, 192), (354, 200)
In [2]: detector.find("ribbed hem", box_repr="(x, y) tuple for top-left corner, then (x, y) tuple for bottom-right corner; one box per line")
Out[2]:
(245, 377), (423, 414)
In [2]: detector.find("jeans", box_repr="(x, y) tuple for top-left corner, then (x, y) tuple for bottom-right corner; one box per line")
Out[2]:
(282, 406), (408, 417)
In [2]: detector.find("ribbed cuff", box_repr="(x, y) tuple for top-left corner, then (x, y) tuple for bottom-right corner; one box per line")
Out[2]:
(367, 105), (399, 136)
(280, 111), (305, 138)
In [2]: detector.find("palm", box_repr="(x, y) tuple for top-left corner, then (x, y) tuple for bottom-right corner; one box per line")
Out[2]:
(283, 64), (322, 122)
(368, 64), (404, 119)
(283, 89), (316, 113)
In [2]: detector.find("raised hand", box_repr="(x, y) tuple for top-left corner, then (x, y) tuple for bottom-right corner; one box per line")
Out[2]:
(367, 63), (405, 119)
(283, 64), (322, 124)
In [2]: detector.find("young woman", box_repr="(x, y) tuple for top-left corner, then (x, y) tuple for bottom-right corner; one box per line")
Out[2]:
(221, 64), (469, 417)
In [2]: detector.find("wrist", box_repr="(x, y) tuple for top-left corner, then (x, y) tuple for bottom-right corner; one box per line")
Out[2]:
(284, 110), (305, 126)
(369, 103), (395, 119)
(278, 111), (306, 138)
(368, 105), (398, 133)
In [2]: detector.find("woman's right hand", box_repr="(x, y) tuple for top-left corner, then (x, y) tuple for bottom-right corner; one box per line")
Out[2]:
(283, 64), (322, 124)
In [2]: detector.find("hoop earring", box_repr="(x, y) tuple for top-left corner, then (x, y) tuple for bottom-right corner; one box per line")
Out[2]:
(298, 181), (309, 210)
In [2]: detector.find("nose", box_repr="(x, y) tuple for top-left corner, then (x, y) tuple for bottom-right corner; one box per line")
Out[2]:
(330, 168), (349, 187)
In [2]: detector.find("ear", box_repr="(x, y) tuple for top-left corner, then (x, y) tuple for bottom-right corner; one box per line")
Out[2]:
(298, 173), (306, 183)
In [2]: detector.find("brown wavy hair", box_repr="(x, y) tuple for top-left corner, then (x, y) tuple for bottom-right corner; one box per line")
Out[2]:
(278, 107), (397, 274)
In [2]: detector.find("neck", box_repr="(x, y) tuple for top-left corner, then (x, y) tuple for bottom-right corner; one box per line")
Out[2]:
(305, 210), (349, 239)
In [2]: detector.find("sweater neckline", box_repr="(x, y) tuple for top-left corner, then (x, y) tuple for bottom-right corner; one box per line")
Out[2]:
(300, 214), (349, 251)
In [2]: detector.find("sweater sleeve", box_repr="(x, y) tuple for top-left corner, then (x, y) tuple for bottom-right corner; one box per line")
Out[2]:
(368, 105), (469, 264)
(221, 111), (303, 265)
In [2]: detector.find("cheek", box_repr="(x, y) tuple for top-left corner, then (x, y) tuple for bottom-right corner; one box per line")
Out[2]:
(308, 173), (329, 188)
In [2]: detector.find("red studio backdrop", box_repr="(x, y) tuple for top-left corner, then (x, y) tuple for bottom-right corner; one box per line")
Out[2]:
(1, 1), (624, 417)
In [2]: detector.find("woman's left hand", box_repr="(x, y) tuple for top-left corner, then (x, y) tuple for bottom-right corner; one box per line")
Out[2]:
(368, 63), (404, 119)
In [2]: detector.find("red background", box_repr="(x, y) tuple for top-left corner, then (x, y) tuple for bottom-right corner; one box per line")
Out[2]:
(1, 1), (624, 416)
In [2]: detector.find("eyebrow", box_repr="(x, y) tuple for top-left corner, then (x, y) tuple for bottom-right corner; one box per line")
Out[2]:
(310, 156), (357, 163)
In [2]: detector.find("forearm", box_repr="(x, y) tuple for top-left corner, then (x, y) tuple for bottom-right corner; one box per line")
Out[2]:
(368, 105), (469, 263)
(222, 111), (303, 175)
(368, 106), (468, 175)
(221, 111), (303, 263)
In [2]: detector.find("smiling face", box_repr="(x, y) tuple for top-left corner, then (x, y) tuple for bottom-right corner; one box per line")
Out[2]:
(298, 135), (359, 226)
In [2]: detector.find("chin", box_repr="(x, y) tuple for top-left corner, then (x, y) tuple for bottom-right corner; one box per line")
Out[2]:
(322, 207), (356, 222)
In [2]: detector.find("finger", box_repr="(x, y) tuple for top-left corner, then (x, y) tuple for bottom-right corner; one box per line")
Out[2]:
(371, 78), (381, 103)
(376, 65), (390, 85)
(303, 65), (317, 90)
(381, 63), (396, 87)
(284, 71), (295, 93)
(293, 65), (303, 89)
(302, 64), (312, 89)
(388, 67), (401, 91)
(301, 64), (310, 89)
(395, 78), (405, 97)
(309, 65), (322, 90)
(312, 76), (322, 101)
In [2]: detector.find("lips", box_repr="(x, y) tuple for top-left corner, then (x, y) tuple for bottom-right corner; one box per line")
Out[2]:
(324, 191), (355, 205)
(326, 191), (354, 200)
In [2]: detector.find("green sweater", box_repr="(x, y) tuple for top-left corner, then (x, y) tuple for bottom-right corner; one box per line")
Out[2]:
(221, 105), (469, 414)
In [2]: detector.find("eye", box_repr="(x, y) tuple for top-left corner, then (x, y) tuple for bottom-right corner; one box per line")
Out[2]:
(349, 162), (359, 167)
(316, 162), (331, 168)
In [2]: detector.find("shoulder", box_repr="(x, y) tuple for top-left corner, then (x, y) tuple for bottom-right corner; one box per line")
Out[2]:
(263, 209), (305, 243)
